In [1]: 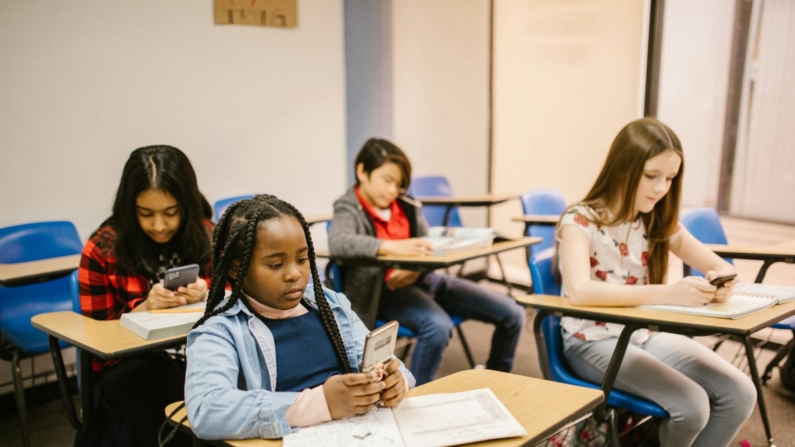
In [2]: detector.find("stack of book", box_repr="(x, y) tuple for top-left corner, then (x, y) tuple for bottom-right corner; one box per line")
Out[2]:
(422, 227), (495, 255)
(120, 301), (206, 340)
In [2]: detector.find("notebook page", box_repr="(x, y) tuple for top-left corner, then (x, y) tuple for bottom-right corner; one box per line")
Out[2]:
(282, 406), (403, 447)
(641, 294), (776, 319)
(733, 282), (795, 303)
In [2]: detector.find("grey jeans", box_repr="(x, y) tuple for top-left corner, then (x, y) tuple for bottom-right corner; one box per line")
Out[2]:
(564, 331), (757, 447)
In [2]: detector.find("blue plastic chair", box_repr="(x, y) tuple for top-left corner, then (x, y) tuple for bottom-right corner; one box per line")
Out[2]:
(519, 188), (566, 256)
(408, 176), (462, 227)
(0, 221), (81, 446)
(680, 208), (733, 277)
(529, 248), (667, 441)
(213, 195), (254, 221)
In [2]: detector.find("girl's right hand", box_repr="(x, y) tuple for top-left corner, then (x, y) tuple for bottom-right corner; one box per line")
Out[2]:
(141, 283), (188, 310)
(378, 239), (434, 257)
(323, 372), (385, 419)
(664, 276), (717, 307)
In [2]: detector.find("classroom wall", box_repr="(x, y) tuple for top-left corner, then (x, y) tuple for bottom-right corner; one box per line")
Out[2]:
(657, 0), (735, 209)
(489, 0), (649, 280)
(0, 0), (347, 393)
(0, 0), (348, 242)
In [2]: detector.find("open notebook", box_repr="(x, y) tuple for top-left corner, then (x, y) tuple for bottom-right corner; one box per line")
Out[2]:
(640, 282), (795, 319)
(422, 227), (495, 256)
(282, 388), (526, 447)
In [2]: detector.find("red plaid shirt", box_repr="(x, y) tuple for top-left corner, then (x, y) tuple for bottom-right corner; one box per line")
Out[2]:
(79, 221), (213, 371)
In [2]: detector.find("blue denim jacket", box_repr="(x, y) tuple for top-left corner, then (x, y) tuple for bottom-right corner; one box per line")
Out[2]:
(184, 286), (415, 440)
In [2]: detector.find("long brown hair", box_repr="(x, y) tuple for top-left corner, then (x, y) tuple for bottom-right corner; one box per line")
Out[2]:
(565, 118), (684, 284)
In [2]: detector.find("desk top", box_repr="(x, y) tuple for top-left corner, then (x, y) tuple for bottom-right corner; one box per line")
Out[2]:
(414, 193), (519, 207)
(706, 240), (795, 261)
(511, 214), (560, 226)
(165, 369), (604, 447)
(0, 254), (81, 285)
(31, 311), (186, 360)
(304, 213), (332, 226)
(517, 294), (795, 336)
(316, 237), (540, 269)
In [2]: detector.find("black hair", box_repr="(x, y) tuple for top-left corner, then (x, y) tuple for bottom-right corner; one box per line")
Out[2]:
(195, 194), (353, 373)
(354, 138), (412, 191)
(103, 145), (212, 278)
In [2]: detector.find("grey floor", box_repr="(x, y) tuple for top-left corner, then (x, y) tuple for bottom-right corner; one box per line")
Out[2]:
(2, 215), (795, 446)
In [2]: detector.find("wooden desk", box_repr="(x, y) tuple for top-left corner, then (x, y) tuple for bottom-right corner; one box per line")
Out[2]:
(517, 294), (795, 447)
(318, 237), (541, 328)
(304, 213), (332, 226)
(706, 240), (795, 283)
(414, 193), (519, 226)
(0, 254), (81, 285)
(165, 369), (604, 447)
(31, 311), (188, 435)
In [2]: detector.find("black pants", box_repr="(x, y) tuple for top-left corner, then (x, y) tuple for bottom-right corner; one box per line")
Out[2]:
(96, 351), (190, 447)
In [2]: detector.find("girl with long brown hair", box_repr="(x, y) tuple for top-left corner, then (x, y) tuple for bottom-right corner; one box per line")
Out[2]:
(557, 118), (756, 447)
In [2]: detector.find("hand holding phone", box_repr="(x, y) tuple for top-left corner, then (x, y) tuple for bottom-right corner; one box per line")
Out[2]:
(709, 274), (737, 288)
(361, 321), (399, 381)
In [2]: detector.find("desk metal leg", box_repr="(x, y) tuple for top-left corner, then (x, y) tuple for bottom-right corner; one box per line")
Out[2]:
(365, 267), (387, 330)
(80, 349), (95, 434)
(442, 206), (453, 227)
(744, 335), (775, 447)
(48, 335), (82, 431)
(532, 311), (552, 380)
(754, 259), (776, 283)
(596, 325), (638, 417)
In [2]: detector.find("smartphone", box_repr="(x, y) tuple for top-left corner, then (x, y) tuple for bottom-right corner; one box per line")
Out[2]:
(709, 274), (737, 288)
(360, 320), (399, 379)
(163, 264), (200, 291)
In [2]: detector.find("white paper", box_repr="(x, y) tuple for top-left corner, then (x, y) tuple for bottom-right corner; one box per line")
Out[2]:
(640, 294), (777, 319)
(283, 406), (404, 447)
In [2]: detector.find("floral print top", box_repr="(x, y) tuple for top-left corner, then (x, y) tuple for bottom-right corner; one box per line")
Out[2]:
(556, 205), (681, 344)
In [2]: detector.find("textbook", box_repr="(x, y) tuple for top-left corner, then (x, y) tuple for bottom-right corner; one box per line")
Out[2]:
(283, 388), (527, 447)
(120, 302), (206, 340)
(422, 227), (495, 256)
(640, 293), (777, 319)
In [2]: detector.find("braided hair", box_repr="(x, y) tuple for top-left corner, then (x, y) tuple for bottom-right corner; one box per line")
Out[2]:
(194, 195), (353, 373)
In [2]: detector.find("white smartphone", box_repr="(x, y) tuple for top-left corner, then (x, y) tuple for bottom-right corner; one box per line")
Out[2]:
(360, 320), (399, 379)
(163, 264), (200, 291)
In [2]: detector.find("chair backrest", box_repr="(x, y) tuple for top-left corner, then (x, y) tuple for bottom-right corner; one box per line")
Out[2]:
(520, 189), (566, 255)
(408, 176), (462, 227)
(214, 195), (254, 221)
(0, 221), (82, 263)
(528, 248), (561, 296)
(680, 208), (732, 276)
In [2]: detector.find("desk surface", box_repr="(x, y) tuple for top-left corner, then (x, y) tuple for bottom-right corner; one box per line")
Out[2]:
(0, 254), (81, 285)
(511, 215), (560, 226)
(706, 240), (795, 260)
(166, 369), (604, 447)
(316, 237), (540, 269)
(517, 294), (795, 336)
(414, 193), (519, 207)
(31, 311), (186, 360)
(304, 213), (332, 226)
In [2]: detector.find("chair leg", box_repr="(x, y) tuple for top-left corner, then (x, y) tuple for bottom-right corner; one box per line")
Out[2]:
(762, 337), (795, 385)
(456, 326), (477, 368)
(11, 351), (31, 447)
(606, 408), (622, 447)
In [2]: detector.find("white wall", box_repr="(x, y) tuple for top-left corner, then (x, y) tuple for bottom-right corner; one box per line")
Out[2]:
(490, 0), (649, 277)
(657, 0), (735, 208)
(391, 0), (491, 227)
(0, 0), (348, 242)
(0, 0), (346, 392)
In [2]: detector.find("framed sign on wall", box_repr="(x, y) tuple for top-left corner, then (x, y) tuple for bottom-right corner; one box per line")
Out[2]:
(214, 0), (297, 28)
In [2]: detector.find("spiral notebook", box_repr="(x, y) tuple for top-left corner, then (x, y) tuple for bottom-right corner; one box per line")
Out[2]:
(640, 282), (795, 319)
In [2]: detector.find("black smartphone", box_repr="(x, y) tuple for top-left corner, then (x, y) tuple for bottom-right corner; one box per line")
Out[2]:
(163, 264), (200, 291)
(360, 320), (399, 380)
(709, 274), (737, 288)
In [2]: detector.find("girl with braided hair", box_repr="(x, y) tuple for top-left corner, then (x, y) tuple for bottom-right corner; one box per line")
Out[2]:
(184, 195), (414, 440)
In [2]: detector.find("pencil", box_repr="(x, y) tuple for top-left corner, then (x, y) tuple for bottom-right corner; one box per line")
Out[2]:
(149, 308), (204, 314)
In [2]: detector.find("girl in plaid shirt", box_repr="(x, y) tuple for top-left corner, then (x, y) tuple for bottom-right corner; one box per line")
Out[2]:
(78, 145), (213, 447)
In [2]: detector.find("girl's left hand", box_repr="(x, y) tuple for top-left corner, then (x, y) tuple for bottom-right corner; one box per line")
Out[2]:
(379, 359), (407, 407)
(177, 277), (208, 304)
(705, 270), (738, 303)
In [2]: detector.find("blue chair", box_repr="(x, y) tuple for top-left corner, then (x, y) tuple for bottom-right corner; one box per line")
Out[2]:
(680, 208), (733, 277)
(529, 248), (667, 443)
(408, 176), (462, 227)
(519, 188), (566, 256)
(213, 195), (254, 221)
(0, 221), (81, 447)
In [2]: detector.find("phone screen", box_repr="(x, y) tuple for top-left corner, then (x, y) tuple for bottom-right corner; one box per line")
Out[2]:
(361, 321), (399, 377)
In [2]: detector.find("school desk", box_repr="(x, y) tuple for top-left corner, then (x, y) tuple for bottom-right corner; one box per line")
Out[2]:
(164, 368), (605, 447)
(707, 240), (795, 283)
(30, 311), (188, 435)
(304, 213), (332, 227)
(414, 193), (520, 227)
(511, 214), (560, 234)
(517, 294), (795, 447)
(0, 254), (80, 286)
(317, 237), (541, 329)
